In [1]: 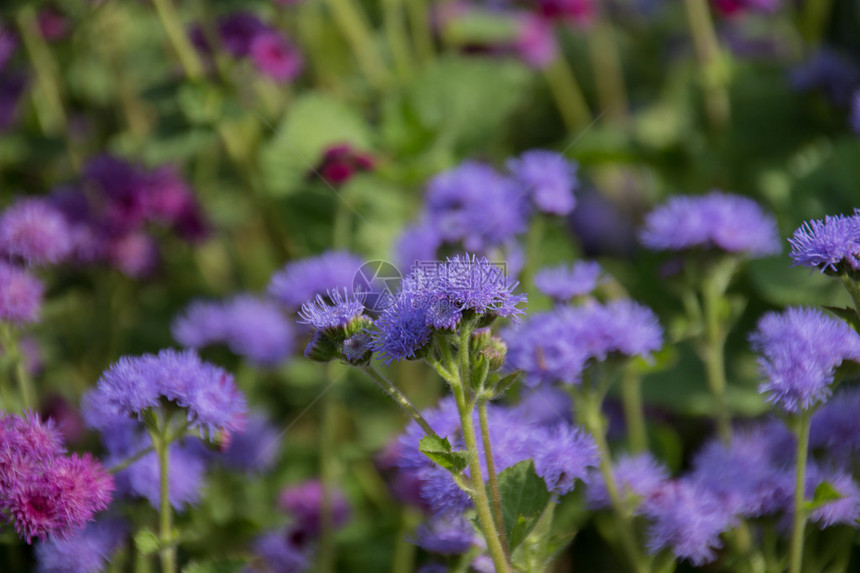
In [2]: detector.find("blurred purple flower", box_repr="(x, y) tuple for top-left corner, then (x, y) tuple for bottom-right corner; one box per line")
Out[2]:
(35, 518), (127, 573)
(515, 14), (557, 69)
(37, 7), (69, 42)
(0, 261), (44, 325)
(250, 31), (302, 83)
(221, 411), (281, 472)
(507, 150), (578, 216)
(806, 465), (860, 528)
(268, 251), (365, 310)
(0, 72), (27, 131)
(587, 453), (669, 510)
(394, 223), (442, 273)
(640, 191), (780, 257)
(0, 197), (73, 265)
(534, 261), (603, 302)
(248, 529), (310, 573)
(811, 388), (860, 458)
(279, 479), (350, 535)
(413, 514), (477, 554)
(750, 307), (860, 413)
(791, 48), (860, 105)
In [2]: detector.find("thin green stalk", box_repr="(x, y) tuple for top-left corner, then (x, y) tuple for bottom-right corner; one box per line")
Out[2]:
(542, 56), (593, 132)
(620, 369), (647, 453)
(521, 216), (545, 295)
(800, 0), (833, 50)
(150, 0), (204, 80)
(0, 326), (34, 411)
(578, 389), (648, 573)
(391, 507), (421, 573)
(323, 0), (392, 89)
(407, 0), (434, 64)
(332, 197), (352, 250)
(451, 382), (512, 573)
(363, 366), (438, 438)
(700, 280), (732, 444)
(109, 422), (189, 474)
(383, 0), (414, 82)
(16, 5), (67, 134)
(477, 399), (507, 552)
(789, 410), (812, 573)
(318, 367), (339, 573)
(682, 0), (730, 131)
(586, 11), (629, 125)
(148, 417), (177, 573)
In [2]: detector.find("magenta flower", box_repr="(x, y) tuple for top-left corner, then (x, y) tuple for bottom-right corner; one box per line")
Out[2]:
(250, 31), (302, 83)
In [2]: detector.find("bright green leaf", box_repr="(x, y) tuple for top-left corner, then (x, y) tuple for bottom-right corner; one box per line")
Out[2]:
(420, 435), (468, 474)
(494, 460), (551, 551)
(133, 528), (160, 556)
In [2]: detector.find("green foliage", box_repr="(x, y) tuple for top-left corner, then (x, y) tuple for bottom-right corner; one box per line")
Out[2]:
(419, 434), (469, 474)
(493, 460), (552, 552)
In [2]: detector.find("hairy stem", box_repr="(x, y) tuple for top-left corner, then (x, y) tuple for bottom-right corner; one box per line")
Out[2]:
(363, 366), (438, 438)
(789, 409), (812, 573)
(700, 279), (732, 444)
(147, 414), (177, 573)
(319, 367), (338, 573)
(477, 399), (507, 551)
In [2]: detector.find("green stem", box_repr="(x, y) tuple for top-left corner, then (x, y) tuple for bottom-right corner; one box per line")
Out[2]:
(839, 275), (860, 317)
(542, 55), (593, 132)
(521, 216), (545, 296)
(332, 196), (352, 250)
(383, 0), (414, 82)
(682, 0), (730, 131)
(789, 410), (812, 573)
(109, 422), (189, 474)
(586, 11), (629, 125)
(700, 280), (732, 444)
(407, 0), (434, 64)
(148, 416), (176, 573)
(451, 382), (511, 573)
(16, 5), (67, 134)
(391, 507), (420, 573)
(620, 369), (647, 453)
(362, 366), (438, 440)
(0, 325), (34, 411)
(319, 367), (338, 573)
(799, 0), (833, 50)
(578, 388), (648, 573)
(323, 0), (392, 89)
(477, 399), (507, 552)
(150, 0), (205, 80)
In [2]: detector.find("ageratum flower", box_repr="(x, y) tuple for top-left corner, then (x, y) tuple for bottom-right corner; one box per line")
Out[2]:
(413, 514), (477, 555)
(0, 261), (44, 325)
(750, 307), (860, 412)
(534, 261), (603, 302)
(788, 213), (860, 273)
(425, 162), (529, 252)
(587, 453), (669, 510)
(504, 300), (663, 387)
(220, 412), (281, 472)
(806, 465), (860, 528)
(640, 191), (780, 257)
(790, 48), (860, 105)
(507, 150), (578, 216)
(268, 251), (365, 310)
(86, 349), (247, 439)
(641, 480), (736, 566)
(173, 295), (293, 366)
(811, 388), (860, 457)
(0, 198), (72, 265)
(852, 90), (860, 133)
(299, 289), (365, 331)
(394, 223), (442, 273)
(122, 441), (207, 510)
(279, 479), (350, 535)
(370, 255), (526, 365)
(35, 518), (127, 573)
(249, 530), (310, 573)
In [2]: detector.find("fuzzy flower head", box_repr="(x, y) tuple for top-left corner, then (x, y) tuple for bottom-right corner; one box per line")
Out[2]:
(279, 479), (350, 535)
(750, 307), (860, 413)
(534, 261), (603, 302)
(788, 213), (860, 273)
(299, 289), (365, 332)
(641, 480), (736, 566)
(640, 191), (780, 257)
(268, 251), (365, 310)
(533, 423), (600, 495)
(587, 453), (669, 510)
(87, 349), (247, 439)
(811, 388), (860, 458)
(0, 261), (44, 325)
(35, 518), (127, 573)
(425, 162), (529, 252)
(413, 514), (477, 555)
(507, 150), (578, 216)
(0, 198), (72, 265)
(806, 465), (860, 528)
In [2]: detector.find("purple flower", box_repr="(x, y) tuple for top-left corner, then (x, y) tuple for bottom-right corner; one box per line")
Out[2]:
(121, 441), (207, 510)
(87, 349), (247, 439)
(370, 289), (433, 364)
(811, 388), (860, 457)
(587, 453), (669, 510)
(279, 479), (350, 535)
(299, 289), (365, 331)
(220, 412), (281, 472)
(312, 143), (375, 187)
(538, 0), (595, 26)
(248, 529), (310, 573)
(0, 198), (73, 265)
(689, 427), (793, 518)
(750, 307), (860, 412)
(217, 12), (267, 58)
(250, 31), (302, 83)
(533, 423), (600, 495)
(0, 261), (44, 325)
(425, 162), (529, 252)
(504, 300), (662, 387)
(507, 150), (578, 215)
(0, 72), (27, 131)
(852, 90), (860, 133)
(268, 251), (365, 310)
(534, 261), (603, 302)
(0, 28), (16, 70)
(1, 412), (65, 490)
(790, 48), (860, 105)
(395, 225), (442, 274)
(514, 14), (557, 70)
(640, 191), (780, 257)
(788, 213), (860, 273)
(35, 518), (127, 573)
(514, 385), (572, 426)
(221, 296), (293, 366)
(413, 514), (476, 554)
(806, 465), (860, 528)
(641, 479), (736, 566)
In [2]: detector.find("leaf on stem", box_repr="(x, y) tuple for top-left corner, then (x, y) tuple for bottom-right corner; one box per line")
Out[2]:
(420, 434), (468, 474)
(492, 460), (551, 551)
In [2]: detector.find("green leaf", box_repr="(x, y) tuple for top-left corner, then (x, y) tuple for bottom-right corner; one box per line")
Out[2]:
(493, 460), (551, 551)
(804, 481), (843, 512)
(419, 435), (468, 474)
(182, 559), (247, 573)
(133, 528), (160, 556)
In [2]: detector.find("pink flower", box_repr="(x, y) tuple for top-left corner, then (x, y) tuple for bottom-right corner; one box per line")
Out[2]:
(250, 32), (303, 83)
